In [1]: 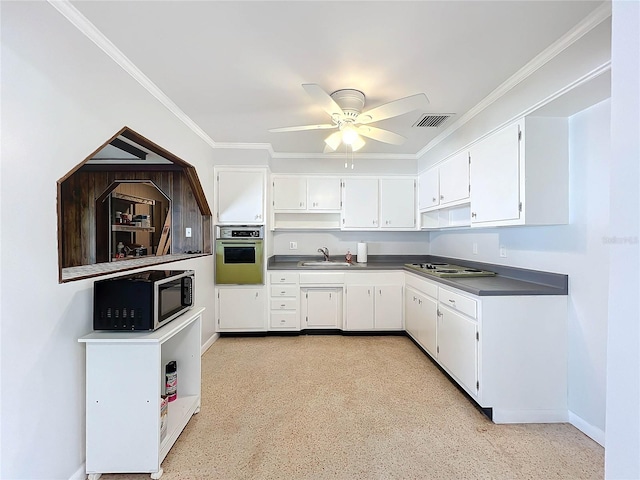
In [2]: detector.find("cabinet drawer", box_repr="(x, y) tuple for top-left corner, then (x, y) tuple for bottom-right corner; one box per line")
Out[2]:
(270, 286), (298, 297)
(405, 273), (438, 298)
(270, 298), (298, 310)
(439, 288), (477, 319)
(270, 272), (299, 284)
(270, 311), (298, 328)
(299, 272), (344, 284)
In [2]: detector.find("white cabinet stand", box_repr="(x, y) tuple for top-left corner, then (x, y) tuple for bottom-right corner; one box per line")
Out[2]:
(79, 308), (204, 480)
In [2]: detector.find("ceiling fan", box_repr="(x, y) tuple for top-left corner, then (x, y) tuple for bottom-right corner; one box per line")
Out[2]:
(269, 84), (430, 152)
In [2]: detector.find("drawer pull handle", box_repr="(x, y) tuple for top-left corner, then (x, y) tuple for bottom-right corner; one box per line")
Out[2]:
(448, 299), (456, 304)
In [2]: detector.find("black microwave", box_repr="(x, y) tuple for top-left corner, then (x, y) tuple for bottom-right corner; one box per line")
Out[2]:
(93, 270), (195, 331)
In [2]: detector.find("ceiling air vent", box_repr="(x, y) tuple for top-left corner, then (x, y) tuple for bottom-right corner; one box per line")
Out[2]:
(413, 114), (453, 128)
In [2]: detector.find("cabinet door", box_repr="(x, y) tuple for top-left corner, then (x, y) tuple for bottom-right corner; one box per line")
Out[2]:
(380, 178), (416, 228)
(272, 176), (306, 210)
(217, 287), (266, 330)
(342, 178), (379, 228)
(469, 123), (521, 224)
(374, 285), (403, 329)
(418, 168), (439, 210)
(304, 289), (340, 328)
(217, 170), (265, 223)
(419, 293), (438, 357)
(308, 177), (341, 210)
(405, 287), (421, 339)
(439, 151), (470, 205)
(438, 305), (478, 395)
(345, 285), (375, 330)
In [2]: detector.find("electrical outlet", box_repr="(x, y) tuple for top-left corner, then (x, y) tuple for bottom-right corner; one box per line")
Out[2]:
(185, 227), (192, 238)
(289, 241), (297, 250)
(473, 242), (478, 255)
(499, 245), (507, 258)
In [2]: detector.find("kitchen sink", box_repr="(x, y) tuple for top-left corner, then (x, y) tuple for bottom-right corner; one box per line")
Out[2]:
(297, 261), (352, 267)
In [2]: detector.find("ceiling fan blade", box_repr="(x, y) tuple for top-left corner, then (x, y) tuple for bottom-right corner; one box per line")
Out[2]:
(324, 131), (343, 151)
(357, 125), (406, 145)
(356, 93), (429, 124)
(269, 124), (336, 133)
(302, 84), (344, 119)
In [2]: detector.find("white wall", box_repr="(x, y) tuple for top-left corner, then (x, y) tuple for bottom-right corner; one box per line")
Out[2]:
(604, 0), (640, 477)
(0, 3), (217, 479)
(429, 99), (611, 443)
(271, 230), (430, 257)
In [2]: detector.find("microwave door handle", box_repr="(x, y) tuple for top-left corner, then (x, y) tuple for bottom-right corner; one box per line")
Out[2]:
(181, 277), (194, 307)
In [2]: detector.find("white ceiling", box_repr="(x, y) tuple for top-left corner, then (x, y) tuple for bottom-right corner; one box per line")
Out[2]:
(71, 1), (604, 157)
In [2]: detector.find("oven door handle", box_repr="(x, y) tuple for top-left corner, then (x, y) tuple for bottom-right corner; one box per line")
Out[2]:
(217, 241), (258, 246)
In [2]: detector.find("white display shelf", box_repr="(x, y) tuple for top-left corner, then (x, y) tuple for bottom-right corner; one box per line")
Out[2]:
(79, 307), (204, 480)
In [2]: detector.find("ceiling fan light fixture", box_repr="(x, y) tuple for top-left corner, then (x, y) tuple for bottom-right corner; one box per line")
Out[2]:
(352, 136), (366, 152)
(324, 131), (342, 151)
(341, 125), (359, 145)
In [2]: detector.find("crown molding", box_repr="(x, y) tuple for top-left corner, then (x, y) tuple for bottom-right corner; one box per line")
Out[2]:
(416, 1), (612, 159)
(47, 0), (217, 149)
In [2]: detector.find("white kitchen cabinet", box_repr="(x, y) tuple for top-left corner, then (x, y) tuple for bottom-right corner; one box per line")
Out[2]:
(301, 288), (342, 328)
(379, 178), (416, 229)
(404, 271), (568, 423)
(345, 285), (375, 330)
(404, 284), (438, 357)
(272, 176), (307, 210)
(308, 177), (342, 210)
(418, 167), (439, 210)
(419, 151), (470, 211)
(344, 272), (404, 331)
(342, 177), (416, 230)
(216, 286), (266, 331)
(272, 176), (342, 211)
(437, 301), (478, 396)
(79, 308), (203, 480)
(469, 116), (568, 227)
(215, 168), (266, 224)
(268, 271), (300, 331)
(439, 151), (470, 206)
(341, 177), (379, 228)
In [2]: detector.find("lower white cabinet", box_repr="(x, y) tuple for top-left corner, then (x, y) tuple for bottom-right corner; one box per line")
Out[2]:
(268, 271), (300, 331)
(438, 301), (478, 395)
(301, 288), (342, 328)
(405, 284), (438, 356)
(344, 272), (404, 331)
(79, 308), (203, 480)
(405, 272), (567, 423)
(216, 286), (266, 332)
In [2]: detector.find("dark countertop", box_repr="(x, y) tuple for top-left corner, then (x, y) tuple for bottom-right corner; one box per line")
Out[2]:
(267, 255), (568, 297)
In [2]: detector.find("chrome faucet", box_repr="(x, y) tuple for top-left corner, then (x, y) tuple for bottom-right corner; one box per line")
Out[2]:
(318, 247), (330, 262)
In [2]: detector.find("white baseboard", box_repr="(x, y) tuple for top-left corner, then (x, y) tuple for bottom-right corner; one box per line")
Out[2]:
(69, 464), (88, 480)
(201, 332), (220, 355)
(569, 410), (605, 446)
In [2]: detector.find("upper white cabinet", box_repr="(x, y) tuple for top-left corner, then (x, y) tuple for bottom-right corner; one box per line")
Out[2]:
(418, 168), (439, 210)
(469, 116), (568, 227)
(307, 177), (342, 210)
(342, 177), (416, 230)
(379, 178), (417, 229)
(272, 176), (341, 211)
(342, 178), (379, 228)
(439, 151), (470, 206)
(215, 168), (266, 224)
(419, 151), (470, 211)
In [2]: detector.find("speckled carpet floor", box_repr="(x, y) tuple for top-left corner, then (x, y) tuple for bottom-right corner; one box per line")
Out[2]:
(101, 335), (603, 480)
